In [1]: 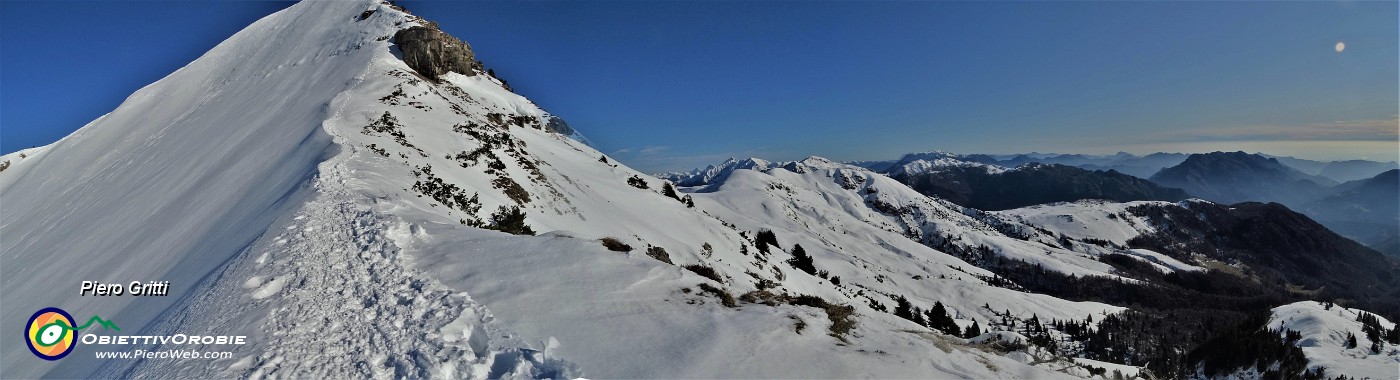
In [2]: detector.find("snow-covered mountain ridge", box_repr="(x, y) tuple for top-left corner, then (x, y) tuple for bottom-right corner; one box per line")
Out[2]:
(3, 1), (1397, 379)
(1, 1), (1129, 378)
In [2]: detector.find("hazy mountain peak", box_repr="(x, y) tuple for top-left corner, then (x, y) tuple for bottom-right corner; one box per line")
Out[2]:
(1149, 151), (1334, 206)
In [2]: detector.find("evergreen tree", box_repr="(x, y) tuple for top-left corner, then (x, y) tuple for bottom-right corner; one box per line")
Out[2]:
(926, 302), (959, 335)
(964, 321), (982, 338)
(754, 229), (779, 254)
(787, 243), (816, 275)
(662, 182), (681, 200)
(488, 205), (535, 236)
(893, 295), (914, 321)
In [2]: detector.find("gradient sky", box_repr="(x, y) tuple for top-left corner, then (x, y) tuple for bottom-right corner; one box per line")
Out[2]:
(2, 1), (1396, 173)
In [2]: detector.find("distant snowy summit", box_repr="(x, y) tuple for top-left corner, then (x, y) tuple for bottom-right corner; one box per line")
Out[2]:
(659, 157), (774, 187)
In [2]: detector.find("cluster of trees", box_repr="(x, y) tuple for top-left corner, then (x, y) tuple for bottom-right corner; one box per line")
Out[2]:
(748, 230), (836, 284)
(891, 296), (981, 338)
(1355, 311), (1399, 353)
(929, 236), (1323, 376)
(1186, 312), (1321, 379)
(1018, 314), (1057, 352)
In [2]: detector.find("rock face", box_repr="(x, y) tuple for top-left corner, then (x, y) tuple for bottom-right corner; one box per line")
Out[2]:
(544, 115), (575, 136)
(393, 24), (481, 80)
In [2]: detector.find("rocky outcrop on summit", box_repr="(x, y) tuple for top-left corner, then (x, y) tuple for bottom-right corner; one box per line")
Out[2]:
(393, 23), (482, 81)
(544, 115), (576, 136)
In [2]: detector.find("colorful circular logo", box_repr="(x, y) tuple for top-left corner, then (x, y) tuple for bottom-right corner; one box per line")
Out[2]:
(26, 307), (77, 360)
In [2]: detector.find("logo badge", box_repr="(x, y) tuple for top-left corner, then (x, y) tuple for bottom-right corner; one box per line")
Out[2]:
(26, 307), (77, 361)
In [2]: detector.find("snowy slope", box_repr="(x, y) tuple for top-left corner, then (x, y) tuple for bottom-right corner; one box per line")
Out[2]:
(1, 1), (1140, 378)
(689, 157), (1148, 281)
(994, 200), (1211, 273)
(995, 200), (1164, 247)
(1, 0), (380, 375)
(1268, 301), (1399, 380)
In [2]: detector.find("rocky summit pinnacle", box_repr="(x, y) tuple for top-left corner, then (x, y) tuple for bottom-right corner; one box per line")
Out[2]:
(393, 22), (482, 81)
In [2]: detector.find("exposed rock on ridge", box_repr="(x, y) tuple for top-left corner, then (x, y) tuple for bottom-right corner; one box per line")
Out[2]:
(393, 22), (482, 81)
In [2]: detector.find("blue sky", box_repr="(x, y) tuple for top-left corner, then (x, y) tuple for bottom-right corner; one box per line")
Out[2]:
(2, 1), (1395, 173)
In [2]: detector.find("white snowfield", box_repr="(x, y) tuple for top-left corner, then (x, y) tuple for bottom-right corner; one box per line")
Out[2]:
(0, 0), (1389, 379)
(995, 200), (1208, 273)
(1268, 301), (1399, 380)
(996, 200), (1164, 247)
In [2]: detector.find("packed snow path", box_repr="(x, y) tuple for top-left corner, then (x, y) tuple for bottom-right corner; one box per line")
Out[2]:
(91, 128), (576, 379)
(67, 26), (582, 375)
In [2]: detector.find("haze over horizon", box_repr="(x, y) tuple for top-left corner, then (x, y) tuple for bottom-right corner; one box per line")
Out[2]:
(2, 1), (1395, 173)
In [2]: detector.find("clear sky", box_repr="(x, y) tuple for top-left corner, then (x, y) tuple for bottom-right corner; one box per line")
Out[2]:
(2, 1), (1396, 173)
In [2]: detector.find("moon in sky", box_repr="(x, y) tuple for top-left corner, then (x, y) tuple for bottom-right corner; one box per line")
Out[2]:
(1335, 41), (1345, 52)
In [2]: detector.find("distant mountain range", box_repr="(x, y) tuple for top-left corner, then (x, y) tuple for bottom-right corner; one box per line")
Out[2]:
(851, 152), (1188, 211)
(936, 151), (1395, 184)
(959, 152), (1190, 179)
(849, 150), (1398, 256)
(1303, 169), (1399, 256)
(1319, 160), (1400, 182)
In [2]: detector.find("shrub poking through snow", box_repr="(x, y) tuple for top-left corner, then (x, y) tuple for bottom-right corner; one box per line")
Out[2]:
(410, 165), (482, 224)
(600, 237), (633, 252)
(626, 175), (649, 189)
(361, 111), (422, 154)
(738, 290), (857, 342)
(696, 283), (737, 308)
(683, 264), (724, 283)
(487, 205), (534, 235)
(645, 246), (673, 265)
(791, 295), (857, 342)
(492, 176), (530, 205)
